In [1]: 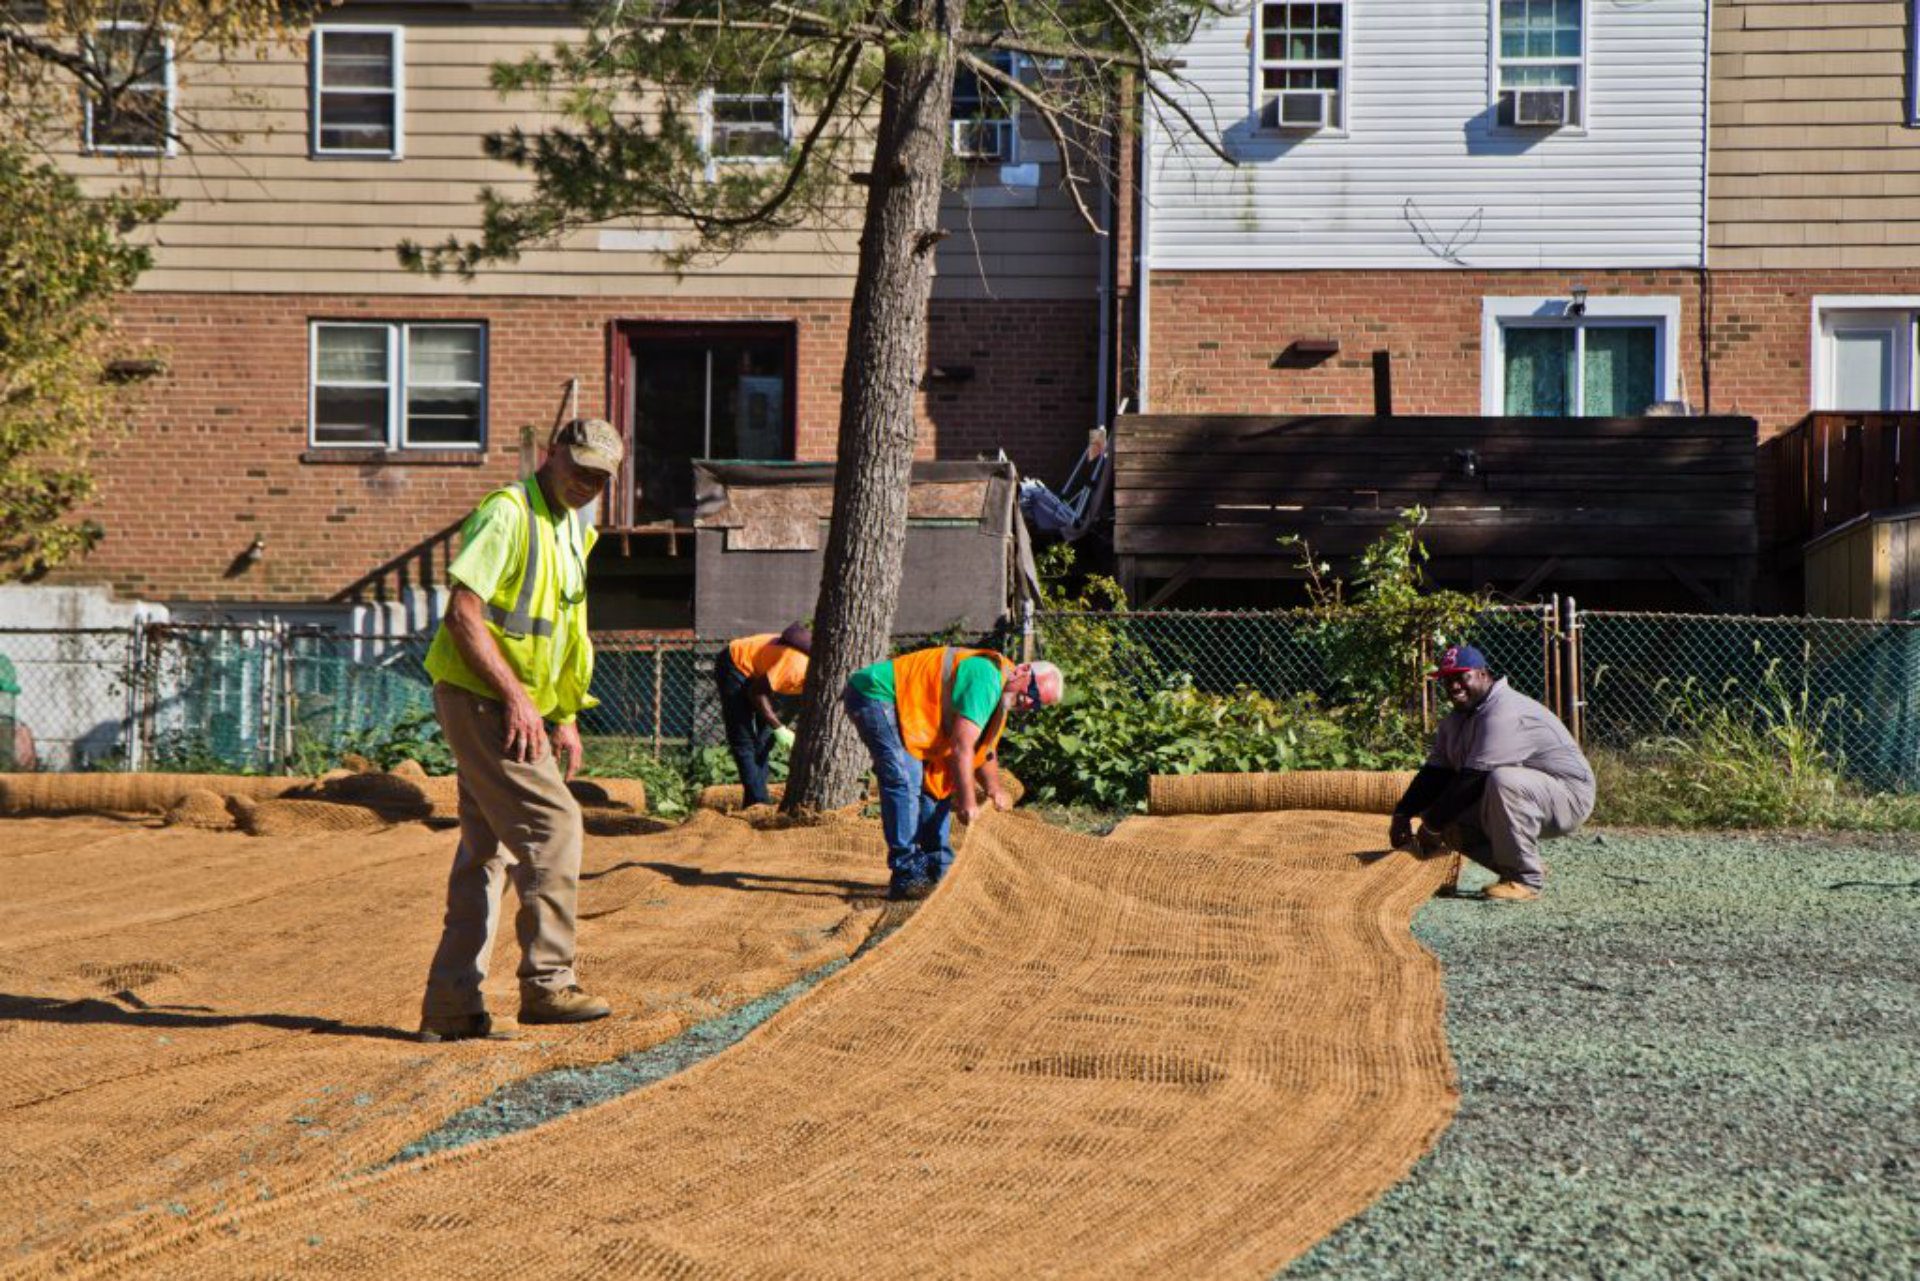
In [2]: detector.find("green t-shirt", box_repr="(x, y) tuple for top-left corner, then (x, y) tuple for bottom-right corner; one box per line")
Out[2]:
(848, 654), (1003, 729)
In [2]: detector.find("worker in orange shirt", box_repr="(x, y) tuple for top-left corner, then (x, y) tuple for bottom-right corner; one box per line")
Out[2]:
(842, 644), (1063, 899)
(712, 623), (812, 807)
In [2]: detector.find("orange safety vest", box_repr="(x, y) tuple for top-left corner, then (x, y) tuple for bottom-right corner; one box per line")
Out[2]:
(890, 646), (1014, 799)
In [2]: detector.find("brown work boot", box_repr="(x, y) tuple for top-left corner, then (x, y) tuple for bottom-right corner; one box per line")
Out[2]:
(518, 984), (612, 1025)
(417, 1011), (517, 1044)
(1483, 880), (1541, 903)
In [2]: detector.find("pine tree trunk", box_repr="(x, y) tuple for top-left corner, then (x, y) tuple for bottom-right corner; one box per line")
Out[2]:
(782, 6), (961, 811)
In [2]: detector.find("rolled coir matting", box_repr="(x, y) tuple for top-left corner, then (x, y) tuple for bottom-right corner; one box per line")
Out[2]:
(1149, 769), (1416, 817)
(0, 772), (304, 816)
(699, 769), (1021, 815)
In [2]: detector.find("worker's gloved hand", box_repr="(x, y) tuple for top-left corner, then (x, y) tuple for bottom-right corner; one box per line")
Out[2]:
(1388, 812), (1415, 850)
(1413, 824), (1451, 856)
(772, 725), (796, 750)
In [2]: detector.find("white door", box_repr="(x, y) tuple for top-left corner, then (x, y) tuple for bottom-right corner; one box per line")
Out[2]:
(1820, 311), (1914, 411)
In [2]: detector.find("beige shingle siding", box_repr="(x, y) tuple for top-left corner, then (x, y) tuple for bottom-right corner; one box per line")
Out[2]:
(1711, 0), (1920, 268)
(55, 14), (1096, 298)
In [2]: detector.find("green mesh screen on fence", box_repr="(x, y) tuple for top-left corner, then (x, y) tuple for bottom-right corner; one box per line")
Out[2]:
(6, 610), (1918, 797)
(1578, 612), (1920, 795)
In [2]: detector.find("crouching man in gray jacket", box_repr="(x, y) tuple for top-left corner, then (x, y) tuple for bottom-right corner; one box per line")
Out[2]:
(1390, 645), (1595, 902)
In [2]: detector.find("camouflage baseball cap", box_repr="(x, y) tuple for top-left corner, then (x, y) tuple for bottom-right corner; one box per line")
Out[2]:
(553, 417), (624, 475)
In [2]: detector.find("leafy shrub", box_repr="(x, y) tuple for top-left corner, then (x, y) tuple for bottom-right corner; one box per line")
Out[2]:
(1002, 543), (1427, 809)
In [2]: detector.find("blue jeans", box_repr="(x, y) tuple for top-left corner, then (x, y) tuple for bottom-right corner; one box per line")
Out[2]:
(715, 651), (773, 805)
(841, 686), (953, 891)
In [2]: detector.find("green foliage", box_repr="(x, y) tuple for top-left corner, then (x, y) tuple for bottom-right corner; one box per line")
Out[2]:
(399, 0), (1229, 277)
(1592, 665), (1920, 831)
(0, 146), (168, 577)
(581, 733), (794, 817)
(149, 730), (252, 776)
(1004, 543), (1426, 809)
(288, 709), (457, 776)
(1284, 506), (1488, 722)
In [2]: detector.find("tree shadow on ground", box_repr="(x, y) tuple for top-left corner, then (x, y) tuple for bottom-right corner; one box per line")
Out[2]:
(0, 992), (414, 1041)
(586, 859), (879, 900)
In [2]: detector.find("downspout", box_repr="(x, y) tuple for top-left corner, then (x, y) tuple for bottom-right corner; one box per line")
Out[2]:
(1137, 81), (1155, 413)
(1698, 0), (1713, 414)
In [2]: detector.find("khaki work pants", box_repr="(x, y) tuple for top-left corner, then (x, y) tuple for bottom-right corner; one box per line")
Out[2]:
(1449, 765), (1594, 890)
(421, 683), (584, 1018)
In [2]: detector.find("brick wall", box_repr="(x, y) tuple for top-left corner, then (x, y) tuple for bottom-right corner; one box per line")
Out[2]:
(1148, 266), (1920, 440)
(57, 292), (1098, 602)
(1706, 269), (1920, 439)
(1147, 269), (1710, 418)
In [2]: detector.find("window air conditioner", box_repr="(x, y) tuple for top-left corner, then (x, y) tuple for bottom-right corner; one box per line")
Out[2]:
(1510, 87), (1573, 128)
(951, 118), (1013, 161)
(1268, 89), (1334, 132)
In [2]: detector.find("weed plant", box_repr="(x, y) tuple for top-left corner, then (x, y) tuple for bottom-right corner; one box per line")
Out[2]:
(1589, 665), (1920, 831)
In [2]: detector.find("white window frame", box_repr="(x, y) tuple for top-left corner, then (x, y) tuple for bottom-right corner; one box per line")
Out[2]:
(310, 25), (406, 160)
(308, 321), (487, 452)
(82, 21), (177, 156)
(1488, 0), (1589, 132)
(950, 50), (1019, 162)
(1481, 296), (1680, 416)
(1251, 0), (1351, 136)
(699, 83), (791, 175)
(1810, 297), (1920, 413)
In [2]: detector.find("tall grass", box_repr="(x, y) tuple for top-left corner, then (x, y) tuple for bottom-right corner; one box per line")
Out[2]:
(1590, 666), (1920, 831)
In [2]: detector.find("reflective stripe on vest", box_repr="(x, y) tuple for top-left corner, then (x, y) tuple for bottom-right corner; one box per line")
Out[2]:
(481, 480), (584, 640)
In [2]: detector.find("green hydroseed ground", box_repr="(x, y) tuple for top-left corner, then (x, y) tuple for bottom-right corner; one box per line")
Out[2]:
(1288, 829), (1920, 1280)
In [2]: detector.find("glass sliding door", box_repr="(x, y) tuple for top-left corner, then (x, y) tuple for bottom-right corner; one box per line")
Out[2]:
(1501, 322), (1661, 416)
(622, 324), (795, 519)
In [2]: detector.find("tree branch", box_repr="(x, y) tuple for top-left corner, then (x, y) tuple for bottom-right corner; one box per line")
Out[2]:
(696, 36), (865, 230)
(956, 49), (1104, 238)
(0, 26), (106, 91)
(1084, 0), (1239, 167)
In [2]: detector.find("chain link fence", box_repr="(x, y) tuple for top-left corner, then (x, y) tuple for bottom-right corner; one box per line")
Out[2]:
(1026, 605), (1556, 722)
(1577, 611), (1920, 794)
(3, 609), (1917, 795)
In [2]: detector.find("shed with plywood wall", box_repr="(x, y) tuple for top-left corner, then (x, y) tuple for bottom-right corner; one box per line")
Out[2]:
(1804, 507), (1920, 621)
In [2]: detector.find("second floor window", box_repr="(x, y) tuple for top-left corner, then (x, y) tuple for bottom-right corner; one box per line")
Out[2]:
(1496, 0), (1583, 128)
(1256, 2), (1345, 132)
(313, 27), (403, 157)
(705, 86), (790, 161)
(84, 24), (173, 154)
(311, 322), (485, 451)
(951, 51), (1016, 161)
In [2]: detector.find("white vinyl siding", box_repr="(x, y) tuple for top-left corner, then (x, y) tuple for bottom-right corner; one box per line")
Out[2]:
(312, 27), (404, 158)
(1147, 0), (1708, 270)
(310, 322), (486, 450)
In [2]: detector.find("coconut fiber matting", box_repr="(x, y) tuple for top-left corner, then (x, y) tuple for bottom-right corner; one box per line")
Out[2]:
(0, 809), (885, 1273)
(55, 784), (1460, 1280)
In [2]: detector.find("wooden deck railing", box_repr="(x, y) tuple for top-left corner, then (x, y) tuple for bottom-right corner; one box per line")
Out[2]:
(1772, 412), (1920, 545)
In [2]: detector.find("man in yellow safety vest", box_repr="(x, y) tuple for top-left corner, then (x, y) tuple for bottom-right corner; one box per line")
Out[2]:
(416, 417), (622, 1042)
(841, 645), (1063, 900)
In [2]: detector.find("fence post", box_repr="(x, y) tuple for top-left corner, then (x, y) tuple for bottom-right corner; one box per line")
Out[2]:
(651, 645), (664, 756)
(122, 620), (144, 772)
(1565, 598), (1584, 744)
